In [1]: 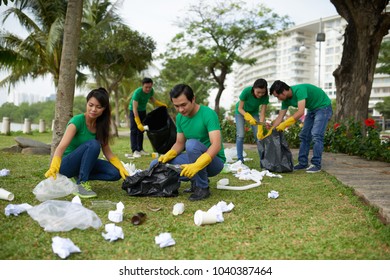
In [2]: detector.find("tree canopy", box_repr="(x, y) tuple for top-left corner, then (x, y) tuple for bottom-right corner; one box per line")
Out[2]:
(162, 0), (291, 115)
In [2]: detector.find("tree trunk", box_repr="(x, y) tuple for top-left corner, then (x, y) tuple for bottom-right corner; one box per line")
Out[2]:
(331, 0), (390, 123)
(51, 0), (83, 156)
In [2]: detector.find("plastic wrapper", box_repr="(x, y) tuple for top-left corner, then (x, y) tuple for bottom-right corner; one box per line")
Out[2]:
(143, 106), (176, 154)
(257, 130), (294, 173)
(33, 174), (78, 201)
(122, 162), (180, 197)
(27, 200), (102, 232)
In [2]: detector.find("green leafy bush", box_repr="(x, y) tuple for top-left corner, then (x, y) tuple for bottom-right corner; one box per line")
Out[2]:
(220, 119), (255, 144)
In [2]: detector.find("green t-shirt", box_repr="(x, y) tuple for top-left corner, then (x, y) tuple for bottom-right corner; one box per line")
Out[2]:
(64, 114), (96, 156)
(281, 84), (331, 111)
(176, 105), (226, 163)
(235, 86), (269, 115)
(129, 86), (155, 111)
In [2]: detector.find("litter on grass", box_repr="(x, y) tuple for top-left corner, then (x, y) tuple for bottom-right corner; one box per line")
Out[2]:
(268, 190), (279, 199)
(52, 236), (81, 259)
(102, 223), (124, 242)
(0, 168), (10, 176)
(155, 232), (175, 248)
(33, 174), (78, 201)
(108, 201), (124, 223)
(4, 203), (32, 216)
(194, 200), (234, 226)
(27, 200), (102, 232)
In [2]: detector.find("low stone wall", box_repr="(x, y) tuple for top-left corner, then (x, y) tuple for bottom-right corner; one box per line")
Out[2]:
(1, 136), (51, 155)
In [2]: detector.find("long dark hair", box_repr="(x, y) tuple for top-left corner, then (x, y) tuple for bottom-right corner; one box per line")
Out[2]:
(252, 78), (268, 96)
(86, 87), (111, 146)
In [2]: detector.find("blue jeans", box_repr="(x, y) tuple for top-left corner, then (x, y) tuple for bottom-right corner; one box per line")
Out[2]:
(130, 110), (146, 152)
(235, 113), (259, 162)
(59, 139), (121, 184)
(298, 105), (333, 169)
(150, 139), (224, 189)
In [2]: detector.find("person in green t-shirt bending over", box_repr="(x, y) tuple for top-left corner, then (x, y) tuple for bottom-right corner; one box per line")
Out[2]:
(235, 78), (269, 163)
(129, 77), (167, 158)
(153, 84), (226, 201)
(270, 80), (332, 173)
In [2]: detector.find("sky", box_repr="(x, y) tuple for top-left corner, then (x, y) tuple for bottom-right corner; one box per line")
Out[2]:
(0, 0), (337, 107)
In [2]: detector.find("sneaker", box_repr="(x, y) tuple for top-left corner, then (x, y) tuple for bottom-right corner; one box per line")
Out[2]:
(306, 164), (321, 173)
(140, 150), (150, 156)
(73, 182), (97, 198)
(293, 163), (309, 170)
(132, 151), (141, 158)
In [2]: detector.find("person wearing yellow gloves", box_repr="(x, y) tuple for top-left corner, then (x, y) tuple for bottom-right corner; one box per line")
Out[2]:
(129, 77), (167, 158)
(151, 84), (226, 201)
(45, 88), (129, 198)
(235, 78), (269, 163)
(270, 80), (332, 173)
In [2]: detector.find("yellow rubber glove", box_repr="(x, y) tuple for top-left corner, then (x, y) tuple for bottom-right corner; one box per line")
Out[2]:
(109, 156), (129, 179)
(154, 99), (167, 107)
(158, 149), (177, 163)
(44, 156), (61, 179)
(180, 153), (212, 179)
(276, 116), (296, 131)
(264, 127), (274, 138)
(134, 116), (144, 132)
(243, 112), (257, 125)
(257, 124), (264, 140)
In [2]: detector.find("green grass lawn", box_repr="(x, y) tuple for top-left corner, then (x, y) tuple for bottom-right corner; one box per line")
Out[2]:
(0, 130), (390, 260)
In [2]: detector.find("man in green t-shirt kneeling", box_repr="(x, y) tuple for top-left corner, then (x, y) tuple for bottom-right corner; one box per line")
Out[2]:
(151, 84), (226, 201)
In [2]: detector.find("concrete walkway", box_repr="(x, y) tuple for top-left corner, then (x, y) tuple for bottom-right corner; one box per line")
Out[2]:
(236, 143), (390, 225)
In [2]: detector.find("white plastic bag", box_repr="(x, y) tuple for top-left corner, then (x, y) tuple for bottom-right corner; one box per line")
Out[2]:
(27, 200), (102, 232)
(33, 174), (78, 201)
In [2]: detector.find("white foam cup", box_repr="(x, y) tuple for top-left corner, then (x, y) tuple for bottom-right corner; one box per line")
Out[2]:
(172, 203), (185, 215)
(143, 125), (149, 131)
(194, 210), (218, 226)
(0, 188), (14, 201)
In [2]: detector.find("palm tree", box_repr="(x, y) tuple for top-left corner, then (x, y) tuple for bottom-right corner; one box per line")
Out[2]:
(0, 0), (67, 89)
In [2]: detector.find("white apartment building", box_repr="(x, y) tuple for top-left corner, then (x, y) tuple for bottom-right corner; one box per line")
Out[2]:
(233, 14), (390, 118)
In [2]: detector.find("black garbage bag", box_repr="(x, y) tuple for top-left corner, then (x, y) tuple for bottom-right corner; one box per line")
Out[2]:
(257, 130), (294, 173)
(122, 162), (180, 197)
(143, 106), (176, 154)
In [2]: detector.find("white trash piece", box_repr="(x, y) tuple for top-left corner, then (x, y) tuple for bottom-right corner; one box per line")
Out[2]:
(102, 223), (124, 242)
(0, 188), (14, 201)
(194, 210), (218, 226)
(268, 190), (279, 199)
(108, 201), (125, 223)
(27, 200), (102, 232)
(33, 174), (78, 201)
(52, 236), (81, 259)
(172, 203), (185, 216)
(155, 232), (175, 248)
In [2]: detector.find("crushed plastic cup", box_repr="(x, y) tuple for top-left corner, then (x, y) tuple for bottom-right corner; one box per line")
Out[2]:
(194, 210), (218, 226)
(172, 203), (185, 216)
(143, 125), (149, 131)
(0, 188), (14, 201)
(131, 212), (146, 225)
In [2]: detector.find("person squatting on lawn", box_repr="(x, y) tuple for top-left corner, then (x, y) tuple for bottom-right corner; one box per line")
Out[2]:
(270, 80), (332, 173)
(235, 78), (269, 163)
(45, 87), (129, 198)
(129, 77), (167, 158)
(150, 84), (226, 201)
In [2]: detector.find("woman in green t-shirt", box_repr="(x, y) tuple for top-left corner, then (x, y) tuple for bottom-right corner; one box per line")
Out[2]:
(234, 78), (269, 163)
(44, 88), (129, 198)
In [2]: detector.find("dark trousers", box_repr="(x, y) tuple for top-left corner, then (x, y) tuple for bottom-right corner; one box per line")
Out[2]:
(130, 110), (147, 152)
